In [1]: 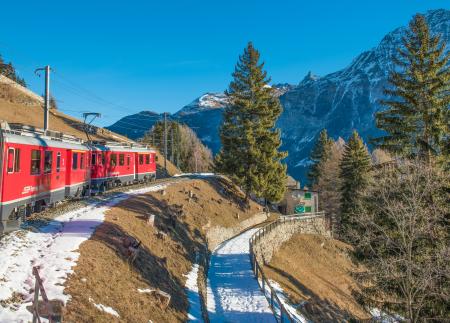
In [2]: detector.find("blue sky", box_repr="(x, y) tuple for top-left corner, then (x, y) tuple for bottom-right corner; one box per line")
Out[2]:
(0, 1), (447, 126)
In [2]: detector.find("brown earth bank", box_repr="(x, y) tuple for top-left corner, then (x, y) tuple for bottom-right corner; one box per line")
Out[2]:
(264, 233), (370, 322)
(62, 177), (264, 322)
(0, 84), (179, 176)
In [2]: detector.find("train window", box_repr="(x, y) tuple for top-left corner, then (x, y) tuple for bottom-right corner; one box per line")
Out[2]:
(31, 150), (41, 175)
(101, 153), (106, 165)
(14, 149), (21, 172)
(56, 152), (61, 172)
(126, 155), (130, 166)
(110, 154), (117, 166)
(139, 154), (144, 165)
(80, 153), (85, 169)
(44, 151), (53, 174)
(72, 153), (78, 170)
(92, 153), (97, 165)
(119, 154), (125, 166)
(7, 148), (14, 173)
(145, 154), (150, 164)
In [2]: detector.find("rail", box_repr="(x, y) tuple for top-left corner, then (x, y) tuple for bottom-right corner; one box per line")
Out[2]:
(249, 212), (326, 322)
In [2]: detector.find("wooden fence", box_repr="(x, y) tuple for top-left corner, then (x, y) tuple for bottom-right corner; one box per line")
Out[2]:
(249, 212), (326, 322)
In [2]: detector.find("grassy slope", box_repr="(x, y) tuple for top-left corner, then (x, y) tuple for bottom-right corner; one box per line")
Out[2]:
(0, 84), (179, 175)
(264, 234), (370, 322)
(63, 177), (262, 322)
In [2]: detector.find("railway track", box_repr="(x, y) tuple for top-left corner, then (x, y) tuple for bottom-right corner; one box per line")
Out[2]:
(5, 176), (188, 236)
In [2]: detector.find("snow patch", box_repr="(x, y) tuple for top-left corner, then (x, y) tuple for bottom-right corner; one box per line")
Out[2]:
(266, 279), (310, 323)
(184, 264), (201, 322)
(0, 183), (167, 322)
(89, 297), (120, 318)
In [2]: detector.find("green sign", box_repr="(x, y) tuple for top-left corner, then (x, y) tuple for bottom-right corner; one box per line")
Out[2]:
(294, 204), (305, 213)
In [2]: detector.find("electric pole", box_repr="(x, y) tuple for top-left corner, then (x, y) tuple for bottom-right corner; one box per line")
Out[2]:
(35, 66), (51, 133)
(163, 112), (168, 173)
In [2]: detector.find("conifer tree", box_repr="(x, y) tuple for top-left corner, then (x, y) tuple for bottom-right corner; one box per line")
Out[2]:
(216, 42), (287, 202)
(374, 14), (449, 164)
(339, 131), (372, 238)
(308, 129), (333, 186)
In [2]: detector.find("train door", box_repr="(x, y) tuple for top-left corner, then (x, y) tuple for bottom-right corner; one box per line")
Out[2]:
(134, 152), (138, 180)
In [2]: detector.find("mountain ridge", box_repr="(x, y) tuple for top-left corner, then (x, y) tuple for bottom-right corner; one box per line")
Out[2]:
(107, 9), (450, 182)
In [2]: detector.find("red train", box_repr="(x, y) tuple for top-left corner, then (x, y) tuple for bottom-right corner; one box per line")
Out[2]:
(0, 123), (156, 233)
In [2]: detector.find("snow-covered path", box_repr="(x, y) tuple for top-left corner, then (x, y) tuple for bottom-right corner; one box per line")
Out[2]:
(0, 184), (167, 322)
(207, 228), (276, 322)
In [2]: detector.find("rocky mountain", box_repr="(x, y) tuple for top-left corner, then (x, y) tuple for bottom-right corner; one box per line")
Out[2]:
(107, 9), (449, 182)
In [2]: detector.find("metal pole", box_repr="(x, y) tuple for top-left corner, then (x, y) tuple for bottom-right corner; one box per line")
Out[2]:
(163, 112), (167, 173)
(44, 66), (50, 133)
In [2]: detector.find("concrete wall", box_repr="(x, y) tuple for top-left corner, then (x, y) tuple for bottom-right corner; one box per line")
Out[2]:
(253, 215), (330, 265)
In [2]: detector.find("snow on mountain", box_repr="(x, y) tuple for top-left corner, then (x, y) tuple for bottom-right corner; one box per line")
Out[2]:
(176, 93), (229, 116)
(107, 9), (449, 182)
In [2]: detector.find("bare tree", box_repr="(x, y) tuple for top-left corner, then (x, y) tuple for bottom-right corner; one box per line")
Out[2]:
(350, 160), (449, 322)
(315, 140), (344, 233)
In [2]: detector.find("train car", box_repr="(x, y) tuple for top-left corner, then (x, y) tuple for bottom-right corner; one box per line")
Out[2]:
(0, 124), (90, 233)
(90, 142), (156, 192)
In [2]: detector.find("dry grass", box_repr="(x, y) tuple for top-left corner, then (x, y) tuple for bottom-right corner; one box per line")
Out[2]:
(63, 177), (262, 322)
(264, 234), (370, 322)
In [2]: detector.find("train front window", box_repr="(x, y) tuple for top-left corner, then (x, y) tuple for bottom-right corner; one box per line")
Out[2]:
(14, 149), (21, 172)
(56, 152), (61, 172)
(31, 150), (41, 175)
(7, 148), (14, 173)
(119, 154), (125, 166)
(145, 154), (150, 164)
(72, 153), (78, 170)
(44, 151), (53, 174)
(139, 154), (144, 165)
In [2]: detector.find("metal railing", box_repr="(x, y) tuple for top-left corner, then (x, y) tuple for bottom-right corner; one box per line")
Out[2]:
(249, 212), (326, 322)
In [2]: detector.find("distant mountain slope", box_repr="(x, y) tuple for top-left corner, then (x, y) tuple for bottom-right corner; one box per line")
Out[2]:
(278, 8), (449, 181)
(108, 9), (450, 182)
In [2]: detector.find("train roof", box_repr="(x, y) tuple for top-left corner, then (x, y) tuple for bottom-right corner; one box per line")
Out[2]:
(90, 141), (156, 153)
(0, 122), (156, 153)
(1, 124), (89, 150)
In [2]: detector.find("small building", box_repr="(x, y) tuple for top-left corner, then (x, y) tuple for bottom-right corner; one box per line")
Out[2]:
(278, 177), (319, 215)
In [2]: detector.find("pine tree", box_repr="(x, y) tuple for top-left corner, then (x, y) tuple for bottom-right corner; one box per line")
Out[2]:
(216, 42), (287, 202)
(374, 14), (449, 164)
(308, 129), (333, 186)
(339, 131), (372, 238)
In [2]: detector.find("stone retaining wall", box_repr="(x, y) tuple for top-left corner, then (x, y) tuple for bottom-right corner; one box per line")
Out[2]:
(206, 212), (268, 251)
(254, 215), (330, 265)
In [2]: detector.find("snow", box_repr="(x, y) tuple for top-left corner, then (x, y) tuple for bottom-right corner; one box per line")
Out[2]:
(207, 228), (276, 322)
(184, 263), (202, 322)
(265, 279), (310, 323)
(0, 183), (167, 323)
(173, 172), (216, 178)
(89, 297), (120, 318)
(370, 308), (402, 322)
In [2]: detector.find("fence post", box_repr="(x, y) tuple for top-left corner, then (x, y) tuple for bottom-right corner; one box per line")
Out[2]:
(270, 288), (274, 308)
(32, 273), (40, 323)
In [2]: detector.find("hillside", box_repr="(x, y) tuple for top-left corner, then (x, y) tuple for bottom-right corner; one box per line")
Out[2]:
(62, 177), (265, 322)
(0, 77), (180, 176)
(106, 9), (450, 182)
(264, 233), (370, 322)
